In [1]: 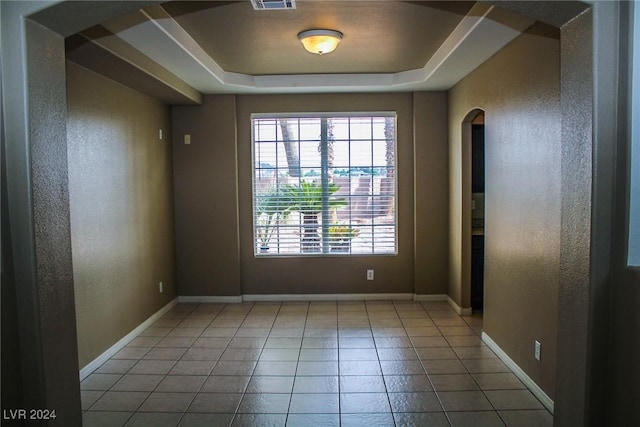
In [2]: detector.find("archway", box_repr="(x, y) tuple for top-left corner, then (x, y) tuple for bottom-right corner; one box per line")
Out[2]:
(456, 109), (485, 313)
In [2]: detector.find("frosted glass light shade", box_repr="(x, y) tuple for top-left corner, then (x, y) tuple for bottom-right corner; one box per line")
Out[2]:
(297, 29), (343, 55)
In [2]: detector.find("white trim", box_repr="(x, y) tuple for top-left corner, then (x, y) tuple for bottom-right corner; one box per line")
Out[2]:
(178, 293), (423, 303)
(413, 294), (473, 315)
(243, 293), (414, 302)
(413, 294), (448, 301)
(79, 298), (178, 380)
(482, 331), (555, 414)
(447, 296), (473, 315)
(177, 295), (243, 304)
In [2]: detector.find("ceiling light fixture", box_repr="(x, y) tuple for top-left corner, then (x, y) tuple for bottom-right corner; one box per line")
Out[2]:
(297, 29), (343, 55)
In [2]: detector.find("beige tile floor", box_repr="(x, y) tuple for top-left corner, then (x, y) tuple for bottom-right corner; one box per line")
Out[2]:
(81, 300), (553, 426)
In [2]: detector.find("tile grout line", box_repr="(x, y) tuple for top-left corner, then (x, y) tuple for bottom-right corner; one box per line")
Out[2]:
(231, 301), (268, 425)
(400, 301), (447, 424)
(148, 303), (219, 426)
(163, 303), (203, 427)
(282, 301), (304, 426)
(82, 300), (552, 426)
(384, 301), (403, 427)
(336, 305), (341, 427)
(418, 300), (469, 426)
(177, 302), (229, 426)
(113, 303), (197, 425)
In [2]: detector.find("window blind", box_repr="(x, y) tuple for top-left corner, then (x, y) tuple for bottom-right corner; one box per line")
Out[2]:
(252, 113), (397, 256)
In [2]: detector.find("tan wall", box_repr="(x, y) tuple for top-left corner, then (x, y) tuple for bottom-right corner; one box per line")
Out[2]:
(413, 92), (449, 295)
(448, 24), (560, 398)
(172, 92), (449, 296)
(237, 94), (415, 295)
(67, 62), (177, 368)
(172, 95), (241, 296)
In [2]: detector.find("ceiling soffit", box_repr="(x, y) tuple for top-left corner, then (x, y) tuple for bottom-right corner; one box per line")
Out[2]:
(161, 1), (474, 75)
(75, 0), (536, 94)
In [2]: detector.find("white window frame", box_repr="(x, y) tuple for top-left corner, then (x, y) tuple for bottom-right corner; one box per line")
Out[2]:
(251, 112), (398, 256)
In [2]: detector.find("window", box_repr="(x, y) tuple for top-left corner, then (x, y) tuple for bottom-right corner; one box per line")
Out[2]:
(252, 113), (397, 256)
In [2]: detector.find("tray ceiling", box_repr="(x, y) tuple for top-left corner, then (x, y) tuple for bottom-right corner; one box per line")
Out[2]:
(67, 0), (536, 100)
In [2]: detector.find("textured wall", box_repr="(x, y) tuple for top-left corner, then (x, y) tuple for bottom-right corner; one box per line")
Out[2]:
(448, 23), (561, 398)
(27, 22), (82, 420)
(172, 95), (241, 296)
(171, 92), (449, 296)
(3, 1), (172, 422)
(555, 9), (594, 425)
(2, 2), (83, 420)
(67, 62), (177, 368)
(555, 3), (640, 424)
(413, 92), (450, 295)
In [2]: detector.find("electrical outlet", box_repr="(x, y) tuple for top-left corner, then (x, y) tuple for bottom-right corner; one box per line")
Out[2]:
(367, 269), (374, 280)
(534, 340), (541, 361)
(184, 134), (191, 145)
(159, 281), (163, 293)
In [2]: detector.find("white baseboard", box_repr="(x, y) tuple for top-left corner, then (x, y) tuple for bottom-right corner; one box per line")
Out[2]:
(447, 296), (473, 315)
(179, 294), (417, 303)
(243, 293), (415, 302)
(178, 295), (243, 303)
(413, 294), (473, 315)
(482, 331), (555, 414)
(79, 298), (178, 381)
(180, 294), (469, 306)
(413, 294), (448, 302)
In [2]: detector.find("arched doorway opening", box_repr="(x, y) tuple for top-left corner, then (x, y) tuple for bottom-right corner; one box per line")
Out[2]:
(460, 109), (485, 313)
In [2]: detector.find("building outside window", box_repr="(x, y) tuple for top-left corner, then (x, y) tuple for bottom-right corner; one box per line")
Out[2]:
(252, 113), (397, 256)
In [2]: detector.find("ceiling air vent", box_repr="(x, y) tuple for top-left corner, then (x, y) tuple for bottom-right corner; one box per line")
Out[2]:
(251, 0), (296, 10)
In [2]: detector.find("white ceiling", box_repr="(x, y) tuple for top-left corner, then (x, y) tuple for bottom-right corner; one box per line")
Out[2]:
(70, 1), (535, 96)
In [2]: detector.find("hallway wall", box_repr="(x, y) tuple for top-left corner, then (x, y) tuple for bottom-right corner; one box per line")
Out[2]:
(448, 23), (561, 399)
(67, 62), (177, 368)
